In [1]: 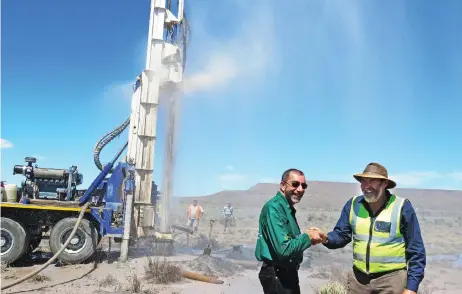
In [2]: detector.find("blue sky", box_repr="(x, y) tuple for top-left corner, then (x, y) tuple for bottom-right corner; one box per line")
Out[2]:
(1, 0), (461, 196)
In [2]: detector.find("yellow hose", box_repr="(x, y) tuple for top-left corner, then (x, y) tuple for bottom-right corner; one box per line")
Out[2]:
(1, 202), (91, 290)
(182, 270), (224, 284)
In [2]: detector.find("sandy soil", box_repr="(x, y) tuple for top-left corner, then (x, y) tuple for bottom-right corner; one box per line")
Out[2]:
(1, 248), (461, 294)
(2, 183), (462, 293)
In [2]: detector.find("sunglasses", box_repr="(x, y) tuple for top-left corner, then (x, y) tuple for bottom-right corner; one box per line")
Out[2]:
(287, 181), (308, 189)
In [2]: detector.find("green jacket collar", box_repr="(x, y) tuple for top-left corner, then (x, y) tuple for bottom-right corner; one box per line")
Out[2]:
(276, 191), (296, 213)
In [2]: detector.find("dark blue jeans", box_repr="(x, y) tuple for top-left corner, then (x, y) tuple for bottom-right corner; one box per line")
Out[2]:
(258, 263), (300, 294)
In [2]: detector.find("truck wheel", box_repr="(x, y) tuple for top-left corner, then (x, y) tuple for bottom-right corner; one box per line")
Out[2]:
(1, 217), (30, 264)
(49, 218), (98, 264)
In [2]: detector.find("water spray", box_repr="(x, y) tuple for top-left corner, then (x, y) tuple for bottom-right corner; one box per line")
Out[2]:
(159, 86), (182, 234)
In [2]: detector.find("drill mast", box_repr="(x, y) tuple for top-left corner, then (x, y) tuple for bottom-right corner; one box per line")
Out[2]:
(126, 0), (185, 237)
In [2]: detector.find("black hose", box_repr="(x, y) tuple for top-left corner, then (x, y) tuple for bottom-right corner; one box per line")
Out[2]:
(93, 117), (130, 172)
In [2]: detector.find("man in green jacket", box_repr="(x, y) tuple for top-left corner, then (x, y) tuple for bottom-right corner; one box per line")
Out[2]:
(255, 168), (327, 294)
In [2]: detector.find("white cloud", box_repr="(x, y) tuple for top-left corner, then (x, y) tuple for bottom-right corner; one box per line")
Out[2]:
(0, 139), (13, 149)
(33, 155), (46, 161)
(259, 177), (279, 184)
(219, 173), (246, 182)
(182, 54), (239, 94)
(102, 0), (278, 103)
(101, 36), (147, 103)
(181, 0), (277, 95)
(103, 80), (134, 102)
(218, 165), (245, 189)
(217, 169), (280, 191)
(218, 173), (248, 190)
(389, 171), (443, 187)
(102, 0), (278, 108)
(321, 0), (366, 48)
(449, 172), (462, 181)
(389, 171), (461, 190)
(225, 165), (235, 171)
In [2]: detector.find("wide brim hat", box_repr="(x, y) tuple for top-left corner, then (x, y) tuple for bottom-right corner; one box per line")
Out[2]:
(353, 162), (396, 189)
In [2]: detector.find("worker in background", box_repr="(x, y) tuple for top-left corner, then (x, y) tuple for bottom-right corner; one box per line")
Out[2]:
(186, 199), (204, 234)
(316, 162), (426, 294)
(255, 168), (327, 294)
(222, 201), (234, 232)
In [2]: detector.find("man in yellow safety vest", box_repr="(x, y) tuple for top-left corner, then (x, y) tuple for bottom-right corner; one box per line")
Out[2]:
(315, 162), (426, 294)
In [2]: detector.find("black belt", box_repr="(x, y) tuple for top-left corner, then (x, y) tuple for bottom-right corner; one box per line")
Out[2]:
(262, 260), (300, 271)
(353, 266), (400, 279)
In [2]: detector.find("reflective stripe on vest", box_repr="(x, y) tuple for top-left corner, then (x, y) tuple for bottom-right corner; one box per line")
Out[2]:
(349, 194), (407, 274)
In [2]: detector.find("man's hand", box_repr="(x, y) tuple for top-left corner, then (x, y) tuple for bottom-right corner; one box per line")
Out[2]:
(402, 290), (416, 294)
(306, 228), (327, 245)
(308, 227), (327, 244)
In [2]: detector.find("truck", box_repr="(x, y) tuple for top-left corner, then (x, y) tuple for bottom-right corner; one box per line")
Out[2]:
(0, 0), (188, 266)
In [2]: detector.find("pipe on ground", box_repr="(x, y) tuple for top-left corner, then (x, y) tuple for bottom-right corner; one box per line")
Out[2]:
(182, 270), (224, 284)
(1, 202), (91, 290)
(171, 224), (193, 234)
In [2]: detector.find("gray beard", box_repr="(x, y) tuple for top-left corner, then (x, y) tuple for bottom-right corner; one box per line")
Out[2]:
(364, 192), (382, 203)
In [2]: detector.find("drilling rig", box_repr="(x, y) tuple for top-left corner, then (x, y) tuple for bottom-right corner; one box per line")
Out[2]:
(0, 0), (189, 268)
(94, 0), (189, 258)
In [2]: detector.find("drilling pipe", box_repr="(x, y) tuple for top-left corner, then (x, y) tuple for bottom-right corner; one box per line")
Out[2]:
(171, 224), (193, 234)
(182, 270), (224, 284)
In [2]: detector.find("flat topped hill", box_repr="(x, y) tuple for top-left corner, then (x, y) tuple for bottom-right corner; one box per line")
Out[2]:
(179, 181), (462, 212)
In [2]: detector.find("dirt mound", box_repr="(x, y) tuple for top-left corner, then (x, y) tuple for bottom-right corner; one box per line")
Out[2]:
(191, 235), (221, 250)
(225, 246), (255, 260)
(173, 234), (221, 250)
(185, 255), (241, 278)
(308, 271), (331, 279)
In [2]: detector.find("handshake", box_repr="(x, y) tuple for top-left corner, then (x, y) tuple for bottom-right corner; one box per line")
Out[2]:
(305, 227), (328, 245)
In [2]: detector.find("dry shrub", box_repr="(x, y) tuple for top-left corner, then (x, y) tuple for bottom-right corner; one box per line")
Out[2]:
(316, 281), (346, 294)
(314, 266), (348, 294)
(144, 257), (183, 284)
(309, 271), (331, 279)
(317, 282), (434, 294)
(186, 255), (241, 278)
(1, 261), (8, 273)
(418, 285), (435, 294)
(117, 272), (158, 294)
(32, 274), (51, 283)
(99, 274), (118, 287)
(129, 273), (142, 292)
(330, 266), (348, 286)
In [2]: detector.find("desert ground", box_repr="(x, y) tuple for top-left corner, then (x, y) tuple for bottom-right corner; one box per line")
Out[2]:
(1, 181), (462, 293)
